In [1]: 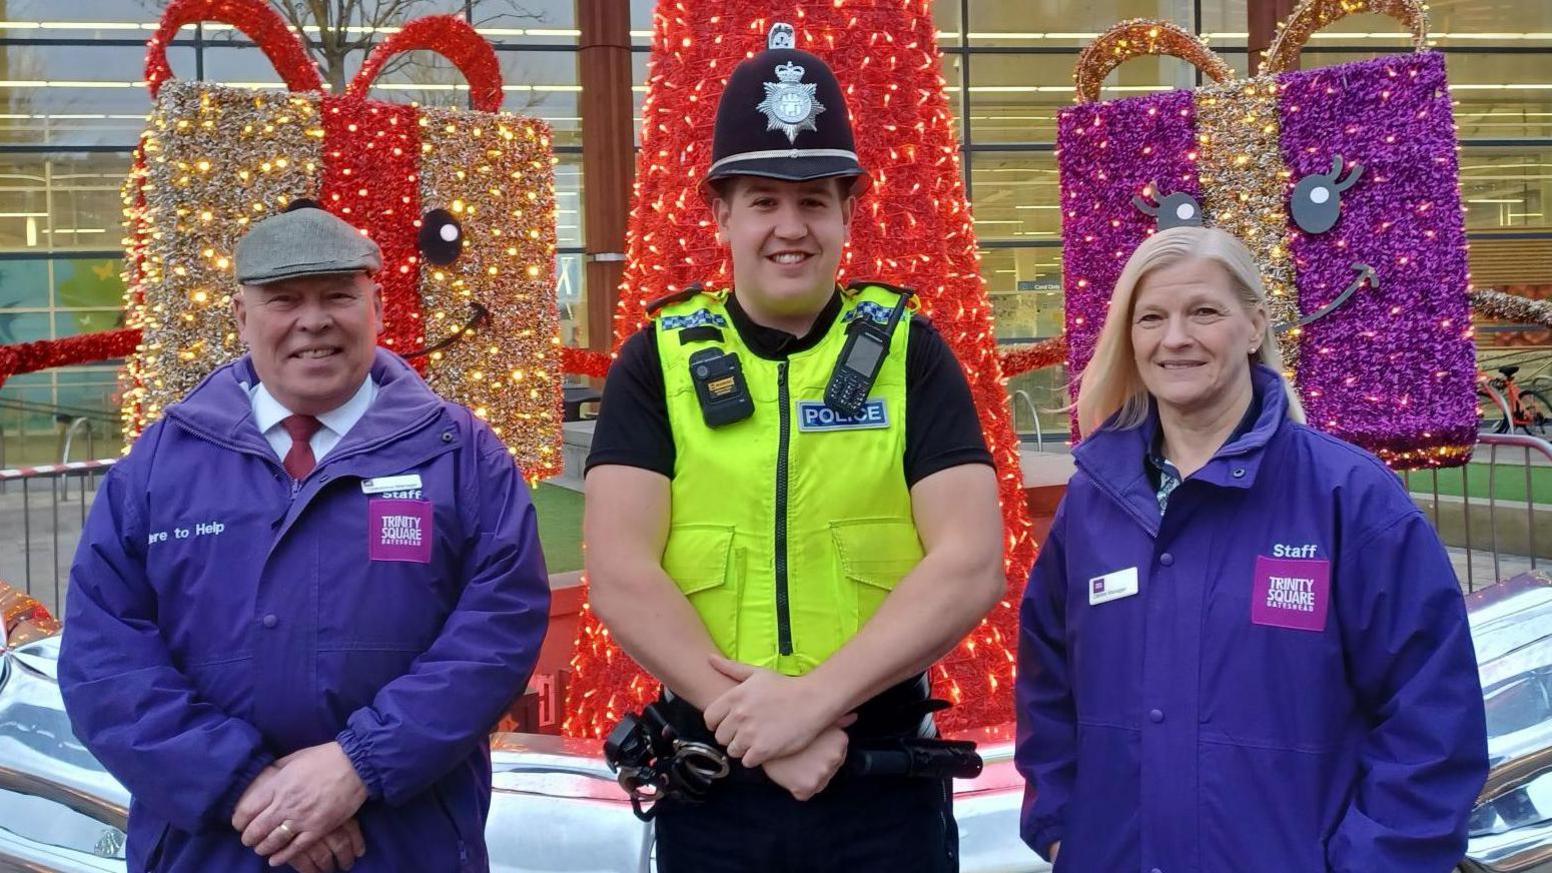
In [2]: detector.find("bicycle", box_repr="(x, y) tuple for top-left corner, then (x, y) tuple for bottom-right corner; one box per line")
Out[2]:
(1477, 366), (1552, 437)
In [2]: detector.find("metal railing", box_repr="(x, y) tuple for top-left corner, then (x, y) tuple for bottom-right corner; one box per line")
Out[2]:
(0, 459), (115, 619)
(2, 433), (1547, 622)
(1402, 433), (1552, 592)
(60, 418), (94, 466)
(1012, 389), (1046, 451)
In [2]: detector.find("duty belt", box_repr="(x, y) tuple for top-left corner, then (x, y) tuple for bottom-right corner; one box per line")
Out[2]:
(603, 701), (731, 821)
(602, 678), (984, 820)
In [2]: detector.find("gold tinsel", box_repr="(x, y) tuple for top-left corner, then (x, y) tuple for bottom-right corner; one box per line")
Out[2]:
(1073, 19), (1235, 104)
(1377, 443), (1473, 469)
(124, 82), (322, 438)
(1471, 289), (1552, 330)
(416, 106), (563, 474)
(120, 81), (564, 479)
(1193, 77), (1302, 377)
(1259, 0), (1431, 76)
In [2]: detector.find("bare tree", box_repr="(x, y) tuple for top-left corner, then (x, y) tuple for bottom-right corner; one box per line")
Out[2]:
(267, 0), (545, 93)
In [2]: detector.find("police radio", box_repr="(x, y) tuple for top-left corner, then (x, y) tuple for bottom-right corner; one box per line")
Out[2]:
(689, 347), (754, 428)
(825, 291), (912, 417)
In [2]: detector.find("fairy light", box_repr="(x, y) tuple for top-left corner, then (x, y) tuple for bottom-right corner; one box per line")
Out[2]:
(563, 0), (1035, 739)
(120, 0), (563, 479)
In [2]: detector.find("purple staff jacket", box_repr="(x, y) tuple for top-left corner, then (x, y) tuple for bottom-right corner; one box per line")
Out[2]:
(59, 348), (550, 873)
(1016, 365), (1488, 873)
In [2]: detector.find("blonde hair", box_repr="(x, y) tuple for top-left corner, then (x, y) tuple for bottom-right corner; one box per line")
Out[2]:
(1074, 226), (1306, 437)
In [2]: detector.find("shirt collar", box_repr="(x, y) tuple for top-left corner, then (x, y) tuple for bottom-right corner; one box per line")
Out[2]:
(1146, 389), (1262, 471)
(726, 287), (843, 359)
(249, 375), (376, 438)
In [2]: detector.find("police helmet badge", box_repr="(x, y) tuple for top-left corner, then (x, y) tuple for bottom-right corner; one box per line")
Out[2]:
(758, 60), (825, 145)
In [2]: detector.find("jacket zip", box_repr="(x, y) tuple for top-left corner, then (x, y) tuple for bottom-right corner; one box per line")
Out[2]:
(775, 360), (793, 656)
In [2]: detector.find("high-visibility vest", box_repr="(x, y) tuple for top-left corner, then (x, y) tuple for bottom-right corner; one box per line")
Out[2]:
(654, 284), (921, 675)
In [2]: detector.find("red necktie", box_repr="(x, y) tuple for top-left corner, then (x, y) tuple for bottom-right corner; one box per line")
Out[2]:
(280, 414), (323, 480)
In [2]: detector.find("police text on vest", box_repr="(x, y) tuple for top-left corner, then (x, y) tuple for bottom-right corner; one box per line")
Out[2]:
(797, 400), (889, 431)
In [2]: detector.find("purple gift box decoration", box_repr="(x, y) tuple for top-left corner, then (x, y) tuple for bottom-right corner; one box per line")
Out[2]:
(1057, 0), (1477, 468)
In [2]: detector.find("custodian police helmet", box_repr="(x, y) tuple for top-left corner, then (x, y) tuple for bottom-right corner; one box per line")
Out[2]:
(705, 23), (868, 193)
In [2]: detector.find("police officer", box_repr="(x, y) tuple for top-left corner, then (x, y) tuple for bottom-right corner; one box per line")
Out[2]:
(584, 24), (1005, 873)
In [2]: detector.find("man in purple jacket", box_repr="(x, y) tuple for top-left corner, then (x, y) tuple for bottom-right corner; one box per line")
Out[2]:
(59, 204), (551, 873)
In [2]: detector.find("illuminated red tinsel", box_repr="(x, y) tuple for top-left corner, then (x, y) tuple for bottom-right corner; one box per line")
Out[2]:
(562, 0), (1034, 738)
(998, 336), (1068, 379)
(320, 97), (425, 362)
(562, 347), (613, 379)
(146, 0), (323, 99)
(349, 16), (505, 113)
(0, 329), (141, 392)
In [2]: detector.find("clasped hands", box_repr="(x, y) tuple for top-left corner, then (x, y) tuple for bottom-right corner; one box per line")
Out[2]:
(703, 655), (856, 802)
(231, 742), (369, 872)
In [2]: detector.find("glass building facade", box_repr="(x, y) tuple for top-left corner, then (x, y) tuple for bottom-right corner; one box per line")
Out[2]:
(0, 0), (1548, 461)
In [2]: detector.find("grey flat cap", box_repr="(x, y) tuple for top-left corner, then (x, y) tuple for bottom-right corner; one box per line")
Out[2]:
(234, 204), (383, 285)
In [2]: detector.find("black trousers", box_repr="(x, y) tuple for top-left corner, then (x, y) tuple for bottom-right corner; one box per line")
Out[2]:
(653, 772), (958, 873)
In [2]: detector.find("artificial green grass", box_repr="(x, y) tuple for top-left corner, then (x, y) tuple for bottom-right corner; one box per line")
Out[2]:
(532, 483), (585, 573)
(1402, 459), (1552, 505)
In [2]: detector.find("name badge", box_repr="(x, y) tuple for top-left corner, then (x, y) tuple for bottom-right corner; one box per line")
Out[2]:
(1251, 556), (1331, 632)
(368, 498), (433, 563)
(797, 400), (889, 432)
(362, 474), (423, 495)
(1088, 566), (1139, 605)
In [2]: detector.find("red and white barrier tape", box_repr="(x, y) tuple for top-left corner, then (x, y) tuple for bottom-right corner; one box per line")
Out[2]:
(0, 458), (118, 481)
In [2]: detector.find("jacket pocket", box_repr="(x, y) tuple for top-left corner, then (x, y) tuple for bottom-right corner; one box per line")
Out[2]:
(660, 523), (740, 656)
(430, 783), (475, 873)
(1198, 738), (1333, 873)
(830, 518), (923, 632)
(138, 821), (172, 873)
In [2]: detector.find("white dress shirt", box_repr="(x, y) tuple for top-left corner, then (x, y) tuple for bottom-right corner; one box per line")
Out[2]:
(249, 376), (377, 465)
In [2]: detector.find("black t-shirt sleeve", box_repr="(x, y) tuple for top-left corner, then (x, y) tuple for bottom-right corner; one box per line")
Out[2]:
(904, 317), (995, 486)
(584, 328), (676, 478)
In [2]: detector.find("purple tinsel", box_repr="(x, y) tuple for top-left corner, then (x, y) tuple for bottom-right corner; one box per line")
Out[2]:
(1277, 51), (1476, 460)
(1057, 51), (1477, 467)
(1057, 89), (1198, 426)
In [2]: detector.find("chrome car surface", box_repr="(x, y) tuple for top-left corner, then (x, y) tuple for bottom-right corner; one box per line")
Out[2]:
(1463, 572), (1552, 873)
(12, 573), (1552, 873)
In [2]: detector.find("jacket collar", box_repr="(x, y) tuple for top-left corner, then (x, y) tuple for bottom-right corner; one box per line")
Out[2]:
(1075, 365), (1290, 529)
(165, 348), (445, 458)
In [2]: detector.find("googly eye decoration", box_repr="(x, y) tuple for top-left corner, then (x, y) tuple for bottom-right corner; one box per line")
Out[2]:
(1132, 183), (1204, 231)
(1291, 155), (1364, 235)
(418, 207), (464, 265)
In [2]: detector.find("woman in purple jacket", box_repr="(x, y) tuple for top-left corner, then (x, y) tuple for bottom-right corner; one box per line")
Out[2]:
(1015, 226), (1488, 872)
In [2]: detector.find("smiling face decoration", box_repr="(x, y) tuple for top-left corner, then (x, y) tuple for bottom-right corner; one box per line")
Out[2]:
(1057, 1), (1477, 468)
(121, 0), (563, 476)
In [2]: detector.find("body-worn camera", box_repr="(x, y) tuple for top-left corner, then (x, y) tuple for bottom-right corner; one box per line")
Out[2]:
(689, 347), (755, 428)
